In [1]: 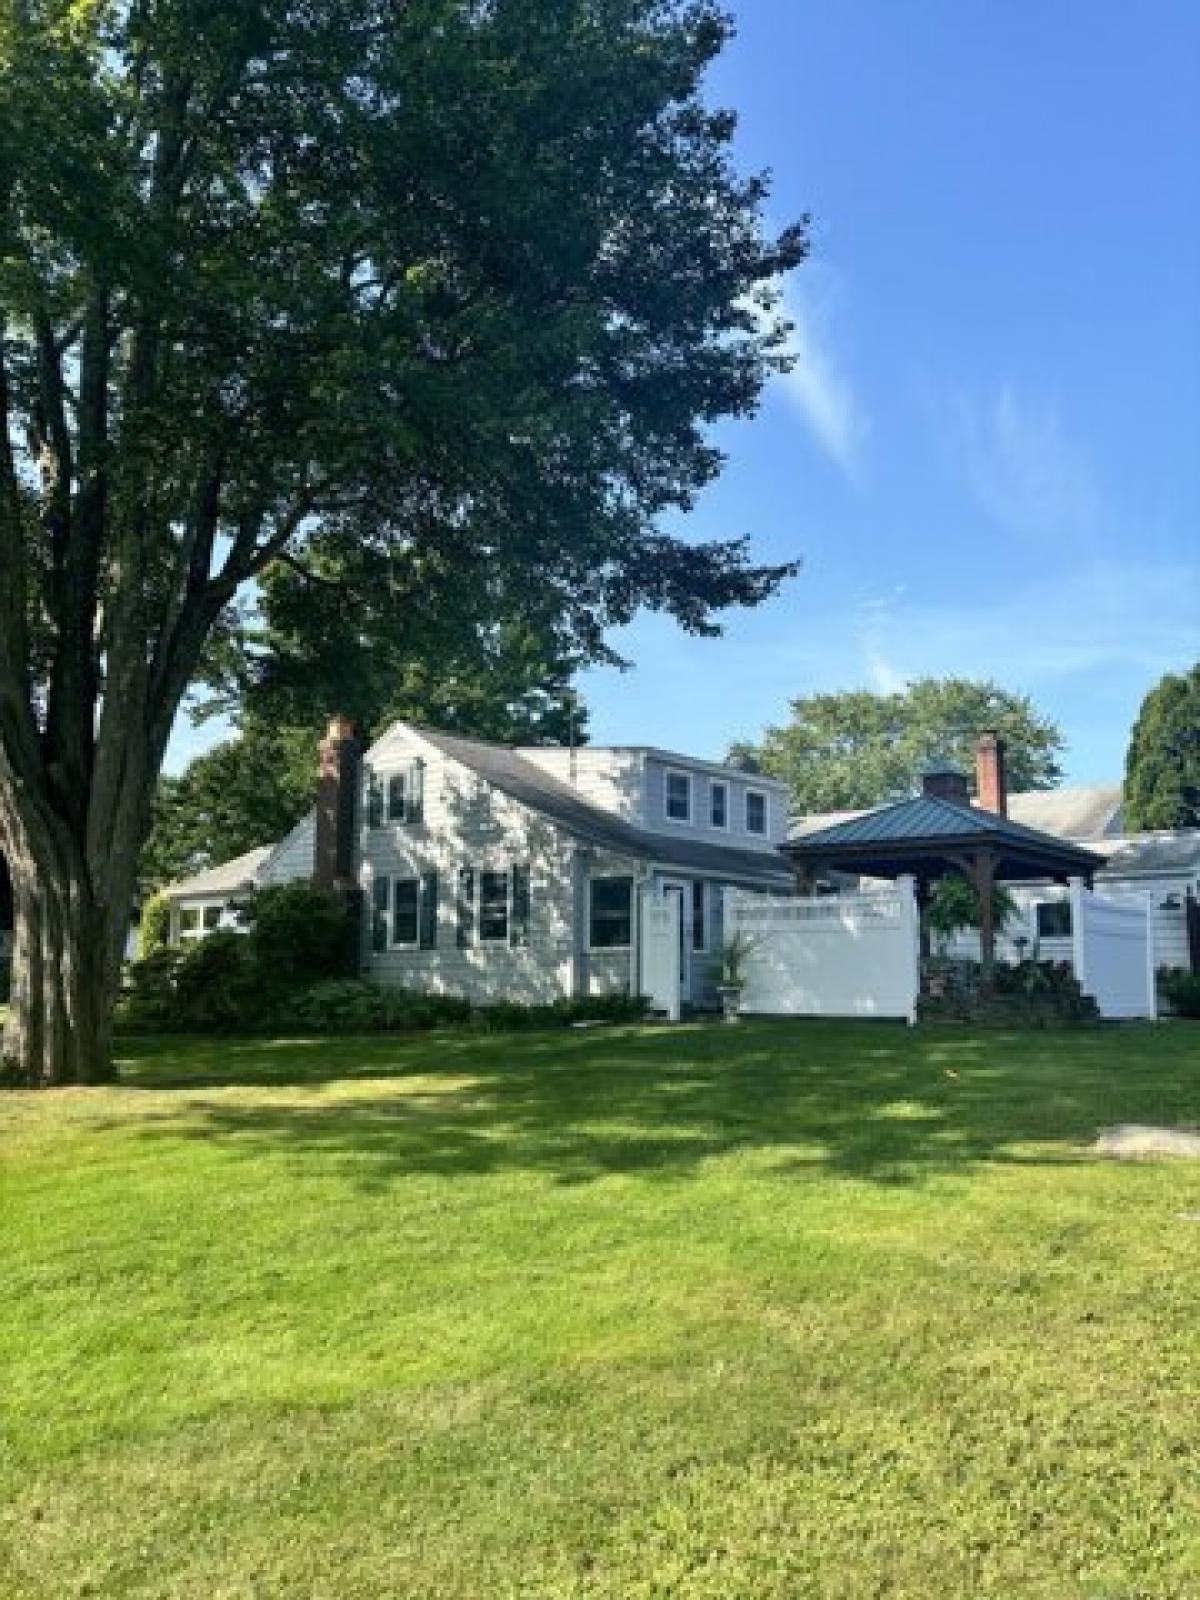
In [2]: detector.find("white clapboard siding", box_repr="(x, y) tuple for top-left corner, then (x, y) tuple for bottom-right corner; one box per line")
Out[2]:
(641, 756), (788, 850)
(516, 747), (645, 824)
(362, 729), (638, 1004)
(259, 813), (317, 887)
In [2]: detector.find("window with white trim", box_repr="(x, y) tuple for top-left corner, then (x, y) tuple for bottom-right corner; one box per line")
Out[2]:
(391, 878), (420, 946)
(479, 870), (510, 943)
(1036, 901), (1072, 938)
(745, 788), (767, 836)
(387, 772), (407, 822)
(665, 769), (692, 823)
(589, 876), (633, 949)
(710, 780), (728, 829)
(177, 902), (228, 942)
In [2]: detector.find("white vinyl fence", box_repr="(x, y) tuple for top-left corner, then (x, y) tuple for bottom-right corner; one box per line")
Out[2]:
(727, 880), (921, 1023)
(1069, 877), (1157, 1020)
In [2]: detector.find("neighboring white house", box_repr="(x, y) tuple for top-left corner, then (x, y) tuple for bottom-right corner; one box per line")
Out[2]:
(161, 720), (794, 1009)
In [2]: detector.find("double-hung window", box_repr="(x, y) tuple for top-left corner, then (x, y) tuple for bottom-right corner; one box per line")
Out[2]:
(369, 759), (426, 827)
(710, 780), (728, 829)
(1036, 901), (1072, 938)
(745, 788), (767, 836)
(665, 769), (692, 823)
(372, 872), (439, 951)
(387, 772), (407, 822)
(478, 870), (510, 943)
(391, 878), (420, 946)
(589, 876), (633, 949)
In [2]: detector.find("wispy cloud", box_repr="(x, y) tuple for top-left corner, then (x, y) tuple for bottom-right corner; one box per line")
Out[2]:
(942, 381), (1101, 544)
(773, 271), (864, 477)
(855, 588), (908, 692)
(840, 559), (1198, 689)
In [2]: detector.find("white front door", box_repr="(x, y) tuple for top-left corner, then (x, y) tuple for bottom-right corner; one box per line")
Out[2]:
(640, 885), (683, 1020)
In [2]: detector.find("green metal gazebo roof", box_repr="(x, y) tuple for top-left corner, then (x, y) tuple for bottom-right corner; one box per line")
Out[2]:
(785, 794), (1104, 883)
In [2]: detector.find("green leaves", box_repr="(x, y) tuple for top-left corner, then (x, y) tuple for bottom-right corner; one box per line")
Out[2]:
(734, 678), (1066, 814)
(1124, 664), (1200, 831)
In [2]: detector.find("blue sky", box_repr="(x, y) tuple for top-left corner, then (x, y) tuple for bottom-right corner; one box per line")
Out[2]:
(169, 1), (1199, 781)
(578, 0), (1200, 783)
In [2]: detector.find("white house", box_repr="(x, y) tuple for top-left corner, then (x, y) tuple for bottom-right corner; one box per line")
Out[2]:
(161, 718), (794, 1010)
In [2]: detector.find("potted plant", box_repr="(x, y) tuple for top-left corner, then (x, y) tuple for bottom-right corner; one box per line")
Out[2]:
(709, 931), (757, 1023)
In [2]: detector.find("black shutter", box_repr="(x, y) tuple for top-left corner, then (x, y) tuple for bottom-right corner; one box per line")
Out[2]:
(407, 760), (425, 824)
(456, 867), (474, 947)
(366, 773), (383, 829)
(419, 871), (438, 949)
(510, 863), (530, 947)
(372, 874), (389, 951)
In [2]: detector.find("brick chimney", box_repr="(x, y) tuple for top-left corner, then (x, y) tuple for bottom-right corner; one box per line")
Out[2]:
(315, 715), (361, 890)
(975, 731), (1008, 816)
(921, 760), (970, 806)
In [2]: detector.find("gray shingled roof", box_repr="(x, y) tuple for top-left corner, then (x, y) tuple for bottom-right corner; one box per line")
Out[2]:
(163, 845), (273, 899)
(787, 793), (1103, 875)
(1008, 785), (1124, 840)
(418, 728), (795, 887)
(1091, 832), (1200, 877)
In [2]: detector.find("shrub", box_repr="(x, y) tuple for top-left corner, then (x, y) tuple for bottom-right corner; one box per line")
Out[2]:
(137, 891), (172, 959)
(122, 934), (263, 1032)
(1160, 968), (1200, 1019)
(919, 957), (1099, 1026)
(121, 948), (186, 1028)
(284, 980), (471, 1033)
(243, 883), (355, 983)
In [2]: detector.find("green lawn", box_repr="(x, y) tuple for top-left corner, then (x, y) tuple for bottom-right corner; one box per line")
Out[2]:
(2, 1021), (1198, 1598)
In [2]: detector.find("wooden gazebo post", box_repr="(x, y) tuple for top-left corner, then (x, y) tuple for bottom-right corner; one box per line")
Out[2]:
(964, 850), (998, 973)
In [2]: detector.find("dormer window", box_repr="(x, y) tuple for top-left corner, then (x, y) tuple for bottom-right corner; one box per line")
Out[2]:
(710, 780), (728, 829)
(372, 759), (426, 827)
(745, 788), (767, 836)
(665, 769), (692, 823)
(387, 772), (407, 821)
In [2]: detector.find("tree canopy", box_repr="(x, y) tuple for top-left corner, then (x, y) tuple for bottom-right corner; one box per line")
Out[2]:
(1124, 665), (1200, 831)
(731, 679), (1065, 814)
(0, 0), (804, 1083)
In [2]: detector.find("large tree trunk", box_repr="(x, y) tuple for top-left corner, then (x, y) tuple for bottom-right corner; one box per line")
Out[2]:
(1, 838), (126, 1086)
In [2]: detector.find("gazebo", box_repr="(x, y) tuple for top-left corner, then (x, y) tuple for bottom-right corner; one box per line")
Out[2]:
(784, 756), (1105, 968)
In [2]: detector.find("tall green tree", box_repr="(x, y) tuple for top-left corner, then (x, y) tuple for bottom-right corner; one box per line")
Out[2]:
(732, 679), (1065, 814)
(0, 0), (804, 1083)
(1124, 665), (1200, 830)
(202, 544), (591, 744)
(140, 723), (316, 890)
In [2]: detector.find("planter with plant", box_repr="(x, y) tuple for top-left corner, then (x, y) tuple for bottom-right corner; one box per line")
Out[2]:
(709, 932), (758, 1023)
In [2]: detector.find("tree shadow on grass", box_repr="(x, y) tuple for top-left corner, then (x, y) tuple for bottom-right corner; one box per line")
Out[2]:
(115, 1021), (1195, 1190)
